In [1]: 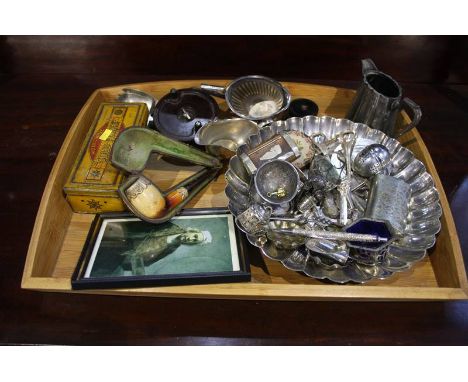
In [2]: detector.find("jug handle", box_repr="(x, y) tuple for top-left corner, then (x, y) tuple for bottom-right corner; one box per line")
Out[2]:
(362, 58), (378, 76)
(396, 97), (422, 138)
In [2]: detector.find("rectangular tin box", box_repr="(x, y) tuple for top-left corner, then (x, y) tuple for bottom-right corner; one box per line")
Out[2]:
(63, 102), (149, 213)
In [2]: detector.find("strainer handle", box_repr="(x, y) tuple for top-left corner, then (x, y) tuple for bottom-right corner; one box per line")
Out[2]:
(200, 84), (226, 98)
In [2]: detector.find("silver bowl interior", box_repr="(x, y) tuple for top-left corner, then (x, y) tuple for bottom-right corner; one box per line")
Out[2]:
(226, 76), (290, 120)
(254, 160), (299, 204)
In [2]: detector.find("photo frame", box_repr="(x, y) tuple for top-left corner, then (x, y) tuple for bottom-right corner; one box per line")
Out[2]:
(72, 208), (251, 290)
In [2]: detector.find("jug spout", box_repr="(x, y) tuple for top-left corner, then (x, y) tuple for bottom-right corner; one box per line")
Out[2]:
(362, 58), (378, 76)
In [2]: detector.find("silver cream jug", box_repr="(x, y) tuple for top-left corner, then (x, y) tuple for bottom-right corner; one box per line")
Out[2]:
(346, 59), (422, 138)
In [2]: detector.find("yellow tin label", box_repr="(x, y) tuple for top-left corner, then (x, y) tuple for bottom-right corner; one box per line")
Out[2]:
(99, 128), (113, 141)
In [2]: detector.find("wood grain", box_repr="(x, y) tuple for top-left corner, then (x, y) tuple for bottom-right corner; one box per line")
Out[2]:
(21, 80), (468, 301)
(2, 36), (467, 83)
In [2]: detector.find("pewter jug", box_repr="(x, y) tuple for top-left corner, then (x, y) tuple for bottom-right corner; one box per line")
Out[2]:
(347, 59), (422, 138)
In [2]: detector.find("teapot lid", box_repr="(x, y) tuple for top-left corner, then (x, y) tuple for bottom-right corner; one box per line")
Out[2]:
(153, 88), (219, 142)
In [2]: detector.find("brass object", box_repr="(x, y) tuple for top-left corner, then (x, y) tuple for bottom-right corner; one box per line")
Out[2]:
(267, 187), (287, 198)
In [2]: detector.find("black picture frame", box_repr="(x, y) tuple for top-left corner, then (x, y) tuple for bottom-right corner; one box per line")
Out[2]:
(71, 208), (251, 290)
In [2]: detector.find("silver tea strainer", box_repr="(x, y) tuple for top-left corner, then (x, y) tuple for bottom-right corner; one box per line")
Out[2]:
(254, 159), (303, 205)
(201, 75), (291, 121)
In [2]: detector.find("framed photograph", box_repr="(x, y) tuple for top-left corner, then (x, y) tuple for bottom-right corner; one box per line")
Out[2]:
(72, 208), (251, 290)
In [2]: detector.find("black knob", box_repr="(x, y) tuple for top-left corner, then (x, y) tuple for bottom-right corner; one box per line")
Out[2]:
(288, 98), (319, 118)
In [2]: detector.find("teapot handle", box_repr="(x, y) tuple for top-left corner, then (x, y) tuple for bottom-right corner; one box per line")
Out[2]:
(362, 58), (378, 76)
(396, 97), (422, 138)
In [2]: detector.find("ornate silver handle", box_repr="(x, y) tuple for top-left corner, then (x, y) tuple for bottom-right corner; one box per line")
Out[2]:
(273, 227), (388, 243)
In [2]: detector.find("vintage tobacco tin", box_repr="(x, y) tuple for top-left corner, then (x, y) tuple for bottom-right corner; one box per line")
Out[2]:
(64, 102), (149, 213)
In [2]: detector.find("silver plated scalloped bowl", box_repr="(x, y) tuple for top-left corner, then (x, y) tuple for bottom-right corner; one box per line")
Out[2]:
(225, 116), (442, 283)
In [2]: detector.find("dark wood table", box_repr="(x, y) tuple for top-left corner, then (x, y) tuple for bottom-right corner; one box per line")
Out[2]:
(0, 74), (467, 345)
(1, 36), (468, 345)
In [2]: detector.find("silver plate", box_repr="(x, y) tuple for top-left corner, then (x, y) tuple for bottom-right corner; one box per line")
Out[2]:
(225, 116), (442, 284)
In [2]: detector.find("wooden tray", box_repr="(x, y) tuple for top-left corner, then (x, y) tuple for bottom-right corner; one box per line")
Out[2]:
(22, 80), (468, 301)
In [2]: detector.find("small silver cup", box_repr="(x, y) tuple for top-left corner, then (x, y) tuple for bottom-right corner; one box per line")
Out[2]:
(254, 159), (303, 205)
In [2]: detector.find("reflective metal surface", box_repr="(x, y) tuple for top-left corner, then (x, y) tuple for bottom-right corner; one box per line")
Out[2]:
(117, 88), (157, 118)
(346, 59), (422, 138)
(236, 204), (272, 235)
(353, 143), (391, 177)
(194, 118), (259, 159)
(254, 160), (302, 204)
(225, 115), (442, 283)
(201, 75), (291, 121)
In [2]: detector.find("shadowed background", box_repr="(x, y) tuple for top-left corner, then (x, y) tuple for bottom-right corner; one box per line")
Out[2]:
(0, 36), (467, 345)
